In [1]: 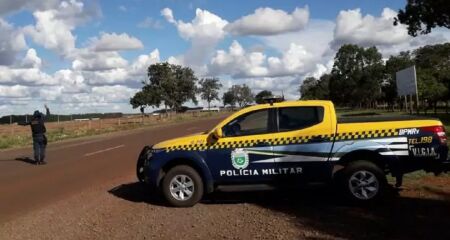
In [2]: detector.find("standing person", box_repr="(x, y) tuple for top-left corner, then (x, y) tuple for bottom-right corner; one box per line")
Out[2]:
(19, 105), (50, 165)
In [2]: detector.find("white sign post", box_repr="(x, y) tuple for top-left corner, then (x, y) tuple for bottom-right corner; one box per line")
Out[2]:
(396, 66), (418, 113)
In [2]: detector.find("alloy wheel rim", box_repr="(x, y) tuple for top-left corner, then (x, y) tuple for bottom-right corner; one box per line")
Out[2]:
(169, 174), (195, 201)
(348, 170), (379, 200)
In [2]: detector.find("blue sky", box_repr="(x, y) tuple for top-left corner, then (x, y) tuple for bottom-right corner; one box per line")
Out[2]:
(0, 0), (448, 115)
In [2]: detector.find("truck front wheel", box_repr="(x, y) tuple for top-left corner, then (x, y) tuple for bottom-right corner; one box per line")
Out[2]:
(162, 165), (204, 207)
(338, 160), (387, 203)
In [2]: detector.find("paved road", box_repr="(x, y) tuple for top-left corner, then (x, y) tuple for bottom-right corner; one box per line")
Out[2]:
(0, 117), (221, 222)
(1, 116), (450, 240)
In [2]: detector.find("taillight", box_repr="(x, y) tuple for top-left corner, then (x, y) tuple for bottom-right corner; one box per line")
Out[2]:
(420, 126), (447, 144)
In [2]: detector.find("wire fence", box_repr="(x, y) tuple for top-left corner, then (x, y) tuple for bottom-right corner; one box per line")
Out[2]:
(0, 111), (228, 137)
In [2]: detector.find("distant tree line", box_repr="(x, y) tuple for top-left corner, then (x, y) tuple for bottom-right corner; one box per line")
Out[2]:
(0, 113), (123, 125)
(299, 43), (450, 112)
(130, 63), (267, 113)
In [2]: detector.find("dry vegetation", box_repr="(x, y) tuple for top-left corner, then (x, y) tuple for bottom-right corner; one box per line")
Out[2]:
(0, 112), (228, 149)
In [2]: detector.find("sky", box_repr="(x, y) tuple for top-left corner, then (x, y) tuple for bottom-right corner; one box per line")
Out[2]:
(0, 0), (449, 116)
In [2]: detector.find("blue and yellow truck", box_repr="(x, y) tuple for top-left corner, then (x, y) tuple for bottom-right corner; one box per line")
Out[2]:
(137, 100), (450, 207)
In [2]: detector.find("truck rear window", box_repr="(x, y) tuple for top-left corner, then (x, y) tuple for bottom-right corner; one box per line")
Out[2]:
(278, 107), (324, 132)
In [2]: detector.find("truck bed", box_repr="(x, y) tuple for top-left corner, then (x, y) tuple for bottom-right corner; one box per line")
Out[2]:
(337, 115), (437, 124)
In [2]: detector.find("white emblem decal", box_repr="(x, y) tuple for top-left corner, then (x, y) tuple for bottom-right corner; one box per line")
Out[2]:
(231, 148), (249, 169)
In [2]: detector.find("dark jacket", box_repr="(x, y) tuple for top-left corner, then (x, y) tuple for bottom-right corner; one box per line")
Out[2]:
(19, 107), (50, 136)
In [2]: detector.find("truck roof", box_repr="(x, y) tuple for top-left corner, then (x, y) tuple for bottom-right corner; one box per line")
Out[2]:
(244, 100), (334, 111)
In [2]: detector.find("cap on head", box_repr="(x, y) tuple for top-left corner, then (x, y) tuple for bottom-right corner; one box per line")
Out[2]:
(33, 110), (41, 118)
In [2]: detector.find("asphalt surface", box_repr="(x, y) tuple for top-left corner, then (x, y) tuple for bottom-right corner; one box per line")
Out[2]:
(0, 117), (220, 223)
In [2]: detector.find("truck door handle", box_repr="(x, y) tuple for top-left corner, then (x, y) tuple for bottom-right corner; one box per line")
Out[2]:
(310, 136), (326, 143)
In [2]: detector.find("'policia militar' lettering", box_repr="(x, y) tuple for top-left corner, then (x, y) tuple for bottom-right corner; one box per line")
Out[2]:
(220, 167), (302, 177)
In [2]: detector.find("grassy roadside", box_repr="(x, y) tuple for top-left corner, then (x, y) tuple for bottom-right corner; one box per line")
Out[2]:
(0, 112), (228, 150)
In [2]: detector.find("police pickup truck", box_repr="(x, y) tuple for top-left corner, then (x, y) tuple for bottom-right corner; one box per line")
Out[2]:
(136, 100), (450, 207)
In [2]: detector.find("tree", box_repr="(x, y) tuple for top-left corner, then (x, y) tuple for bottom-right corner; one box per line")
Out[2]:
(130, 87), (161, 114)
(145, 62), (198, 112)
(232, 84), (254, 107)
(417, 69), (446, 113)
(255, 90), (273, 104)
(330, 44), (384, 107)
(223, 84), (254, 108)
(316, 74), (331, 100)
(222, 91), (236, 108)
(300, 77), (319, 100)
(414, 43), (450, 111)
(299, 74), (331, 100)
(394, 0), (450, 36)
(199, 78), (222, 110)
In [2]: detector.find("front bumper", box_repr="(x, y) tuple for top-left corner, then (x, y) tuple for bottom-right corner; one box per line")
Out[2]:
(137, 145), (153, 182)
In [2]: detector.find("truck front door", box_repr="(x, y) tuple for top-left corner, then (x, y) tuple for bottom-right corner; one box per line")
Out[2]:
(206, 108), (278, 185)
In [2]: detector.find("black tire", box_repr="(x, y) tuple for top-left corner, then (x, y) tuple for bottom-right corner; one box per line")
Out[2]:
(162, 165), (204, 207)
(338, 160), (387, 203)
(136, 157), (146, 183)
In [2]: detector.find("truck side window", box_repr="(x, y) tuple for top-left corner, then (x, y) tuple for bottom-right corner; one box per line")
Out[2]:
(222, 109), (269, 137)
(278, 107), (324, 132)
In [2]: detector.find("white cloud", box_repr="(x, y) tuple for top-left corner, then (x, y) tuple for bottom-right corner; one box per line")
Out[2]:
(0, 0), (60, 15)
(161, 8), (175, 23)
(209, 41), (267, 78)
(0, 67), (56, 85)
(378, 28), (450, 57)
(209, 40), (316, 78)
(53, 69), (89, 93)
(0, 18), (27, 65)
(137, 17), (163, 29)
(21, 48), (42, 68)
(23, 0), (99, 57)
(331, 8), (410, 48)
(0, 85), (31, 98)
(0, 49), (56, 86)
(88, 32), (144, 52)
(72, 51), (128, 71)
(225, 6), (309, 36)
(162, 8), (228, 70)
(129, 49), (160, 76)
(267, 43), (313, 76)
(118, 5), (127, 12)
(84, 68), (130, 85)
(91, 85), (138, 102)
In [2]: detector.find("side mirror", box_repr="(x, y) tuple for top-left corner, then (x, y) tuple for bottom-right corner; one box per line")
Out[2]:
(212, 128), (223, 139)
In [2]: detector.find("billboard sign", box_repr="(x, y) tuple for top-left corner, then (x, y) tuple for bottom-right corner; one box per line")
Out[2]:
(396, 66), (417, 96)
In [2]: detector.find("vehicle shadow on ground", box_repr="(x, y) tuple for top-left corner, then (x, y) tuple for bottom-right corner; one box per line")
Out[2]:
(108, 182), (167, 206)
(110, 183), (450, 240)
(217, 188), (450, 240)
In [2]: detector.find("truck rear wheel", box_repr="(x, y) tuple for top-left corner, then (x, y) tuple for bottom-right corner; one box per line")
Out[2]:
(162, 165), (204, 207)
(339, 160), (387, 203)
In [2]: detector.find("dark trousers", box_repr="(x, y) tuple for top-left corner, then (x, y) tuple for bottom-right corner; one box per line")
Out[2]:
(33, 135), (46, 162)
